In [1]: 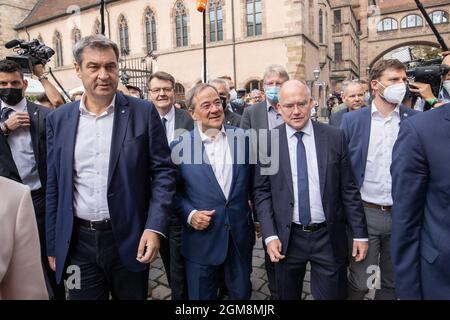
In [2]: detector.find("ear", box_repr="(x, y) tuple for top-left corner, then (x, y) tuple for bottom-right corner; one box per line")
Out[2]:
(371, 79), (379, 92)
(22, 78), (28, 92)
(74, 62), (82, 79)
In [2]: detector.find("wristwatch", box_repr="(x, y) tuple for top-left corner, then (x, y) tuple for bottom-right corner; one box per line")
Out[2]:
(37, 74), (48, 81)
(426, 97), (439, 108)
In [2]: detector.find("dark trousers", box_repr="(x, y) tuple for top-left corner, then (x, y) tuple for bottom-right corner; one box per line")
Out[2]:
(31, 189), (66, 300)
(275, 224), (347, 300)
(262, 241), (278, 299)
(185, 237), (252, 300)
(159, 224), (188, 300)
(67, 224), (149, 300)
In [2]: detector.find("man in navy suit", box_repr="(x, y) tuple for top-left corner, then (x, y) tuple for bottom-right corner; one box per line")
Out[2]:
(45, 35), (176, 300)
(341, 59), (417, 300)
(391, 103), (450, 299)
(328, 81), (365, 128)
(171, 83), (255, 300)
(254, 80), (368, 300)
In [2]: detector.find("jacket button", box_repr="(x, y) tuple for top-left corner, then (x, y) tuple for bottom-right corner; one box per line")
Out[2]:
(290, 202), (294, 207)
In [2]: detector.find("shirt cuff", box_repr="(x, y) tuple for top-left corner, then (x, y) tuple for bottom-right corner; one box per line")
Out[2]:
(264, 235), (279, 246)
(145, 229), (166, 239)
(187, 210), (197, 225)
(353, 238), (368, 242)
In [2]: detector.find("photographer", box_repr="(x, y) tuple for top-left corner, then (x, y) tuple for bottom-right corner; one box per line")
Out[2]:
(409, 51), (450, 110)
(32, 64), (65, 108)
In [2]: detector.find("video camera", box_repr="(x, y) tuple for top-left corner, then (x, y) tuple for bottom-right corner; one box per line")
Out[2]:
(406, 58), (450, 100)
(5, 39), (55, 74)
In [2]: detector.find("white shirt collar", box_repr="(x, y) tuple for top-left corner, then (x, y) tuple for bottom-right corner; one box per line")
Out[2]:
(286, 119), (313, 139)
(371, 101), (399, 117)
(1, 97), (27, 112)
(79, 94), (116, 116)
(160, 105), (175, 122)
(198, 125), (226, 143)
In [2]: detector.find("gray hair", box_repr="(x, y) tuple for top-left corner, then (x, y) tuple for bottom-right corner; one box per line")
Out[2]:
(341, 81), (364, 96)
(186, 83), (219, 110)
(73, 35), (120, 65)
(263, 64), (289, 83)
(210, 78), (230, 92)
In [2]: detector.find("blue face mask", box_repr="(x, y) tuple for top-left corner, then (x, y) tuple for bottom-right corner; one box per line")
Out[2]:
(364, 92), (371, 105)
(265, 86), (280, 103)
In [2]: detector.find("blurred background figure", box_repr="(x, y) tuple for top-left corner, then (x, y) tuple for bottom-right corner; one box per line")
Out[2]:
(174, 100), (187, 111)
(69, 86), (84, 101)
(125, 84), (144, 99)
(329, 81), (365, 127)
(35, 93), (54, 109)
(0, 177), (48, 300)
(248, 89), (265, 105)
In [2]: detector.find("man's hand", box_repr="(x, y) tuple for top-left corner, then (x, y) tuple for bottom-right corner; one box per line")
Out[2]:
(33, 64), (45, 78)
(191, 210), (215, 230)
(5, 112), (30, 131)
(48, 256), (56, 271)
(352, 240), (368, 262)
(409, 82), (435, 101)
(266, 239), (285, 263)
(254, 222), (262, 239)
(136, 230), (161, 264)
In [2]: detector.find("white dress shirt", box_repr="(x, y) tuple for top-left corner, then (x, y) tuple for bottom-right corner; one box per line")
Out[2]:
(187, 126), (233, 225)
(266, 99), (284, 130)
(160, 105), (175, 143)
(1, 99), (41, 191)
(73, 95), (115, 221)
(360, 103), (400, 206)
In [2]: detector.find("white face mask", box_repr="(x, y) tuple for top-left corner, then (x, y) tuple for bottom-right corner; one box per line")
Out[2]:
(443, 80), (450, 94)
(229, 89), (237, 101)
(377, 81), (406, 105)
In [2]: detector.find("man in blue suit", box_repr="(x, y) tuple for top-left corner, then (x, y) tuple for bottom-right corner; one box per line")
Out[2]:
(341, 59), (417, 300)
(391, 103), (450, 299)
(171, 83), (255, 300)
(45, 35), (176, 300)
(254, 80), (368, 300)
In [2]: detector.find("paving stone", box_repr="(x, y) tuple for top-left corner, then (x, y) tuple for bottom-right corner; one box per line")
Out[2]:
(251, 277), (265, 291)
(158, 274), (169, 286)
(151, 257), (164, 269)
(260, 283), (271, 296)
(149, 268), (164, 281)
(251, 267), (267, 279)
(252, 257), (265, 268)
(251, 290), (268, 300)
(151, 285), (171, 300)
(302, 281), (311, 294)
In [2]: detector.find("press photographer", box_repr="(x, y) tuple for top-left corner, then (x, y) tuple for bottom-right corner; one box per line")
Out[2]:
(5, 38), (65, 108)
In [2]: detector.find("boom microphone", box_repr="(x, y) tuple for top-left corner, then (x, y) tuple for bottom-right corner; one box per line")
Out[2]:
(5, 39), (22, 49)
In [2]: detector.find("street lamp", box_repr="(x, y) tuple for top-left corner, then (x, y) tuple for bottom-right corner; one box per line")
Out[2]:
(196, 0), (208, 83)
(313, 68), (320, 81)
(312, 68), (321, 119)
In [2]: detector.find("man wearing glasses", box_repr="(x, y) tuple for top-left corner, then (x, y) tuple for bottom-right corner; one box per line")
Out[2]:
(148, 71), (193, 300)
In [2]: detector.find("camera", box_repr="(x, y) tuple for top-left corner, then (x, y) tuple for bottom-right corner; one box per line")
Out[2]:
(5, 39), (55, 74)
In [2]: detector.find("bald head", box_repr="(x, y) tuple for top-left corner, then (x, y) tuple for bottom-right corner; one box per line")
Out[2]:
(342, 82), (365, 111)
(278, 80), (314, 131)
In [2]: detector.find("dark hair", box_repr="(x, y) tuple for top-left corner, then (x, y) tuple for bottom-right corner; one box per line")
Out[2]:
(369, 59), (406, 83)
(73, 35), (120, 65)
(149, 71), (175, 89)
(0, 59), (24, 78)
(125, 84), (143, 98)
(175, 100), (187, 110)
(36, 93), (50, 103)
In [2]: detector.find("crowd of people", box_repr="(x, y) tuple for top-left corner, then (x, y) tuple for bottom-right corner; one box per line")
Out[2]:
(1, 34), (450, 301)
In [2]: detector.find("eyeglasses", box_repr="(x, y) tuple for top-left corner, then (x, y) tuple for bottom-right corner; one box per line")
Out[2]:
(199, 100), (224, 111)
(280, 101), (309, 111)
(149, 87), (173, 94)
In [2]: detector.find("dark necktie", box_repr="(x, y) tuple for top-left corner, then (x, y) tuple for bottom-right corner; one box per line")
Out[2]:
(294, 131), (311, 226)
(0, 107), (14, 122)
(161, 117), (168, 138)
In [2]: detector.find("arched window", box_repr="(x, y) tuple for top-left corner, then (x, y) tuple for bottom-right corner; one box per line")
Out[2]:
(429, 10), (449, 25)
(400, 14), (423, 28)
(245, 79), (262, 93)
(377, 18), (398, 32)
(175, 1), (188, 47)
(145, 8), (157, 52)
(209, 0), (223, 42)
(175, 82), (185, 100)
(118, 15), (130, 55)
(246, 0), (262, 37)
(53, 31), (63, 68)
(93, 18), (101, 35)
(72, 27), (82, 45)
(319, 9), (324, 43)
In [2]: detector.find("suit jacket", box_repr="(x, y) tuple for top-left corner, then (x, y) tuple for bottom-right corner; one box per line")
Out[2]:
(224, 108), (242, 127)
(0, 101), (50, 188)
(391, 103), (450, 299)
(240, 100), (268, 130)
(229, 101), (244, 115)
(46, 93), (176, 283)
(171, 126), (255, 266)
(253, 122), (368, 262)
(329, 107), (348, 128)
(340, 104), (417, 188)
(174, 107), (194, 135)
(0, 177), (48, 300)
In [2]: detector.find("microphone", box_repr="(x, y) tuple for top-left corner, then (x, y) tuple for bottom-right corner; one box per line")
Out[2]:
(5, 39), (22, 49)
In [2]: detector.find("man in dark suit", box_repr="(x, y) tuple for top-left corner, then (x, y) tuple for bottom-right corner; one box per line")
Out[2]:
(45, 35), (176, 300)
(240, 64), (289, 299)
(391, 103), (450, 299)
(210, 78), (241, 127)
(0, 59), (65, 300)
(148, 71), (193, 300)
(171, 83), (255, 300)
(328, 81), (365, 128)
(254, 80), (368, 300)
(340, 59), (417, 300)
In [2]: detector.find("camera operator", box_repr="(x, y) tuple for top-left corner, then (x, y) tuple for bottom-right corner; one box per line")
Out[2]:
(409, 51), (450, 110)
(31, 64), (65, 108)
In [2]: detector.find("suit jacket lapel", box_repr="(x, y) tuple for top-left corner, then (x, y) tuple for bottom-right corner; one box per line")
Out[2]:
(174, 107), (182, 130)
(279, 124), (294, 200)
(108, 93), (130, 186)
(259, 101), (269, 130)
(225, 127), (240, 201)
(312, 122), (328, 199)
(26, 102), (40, 162)
(361, 107), (371, 169)
(64, 103), (81, 202)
